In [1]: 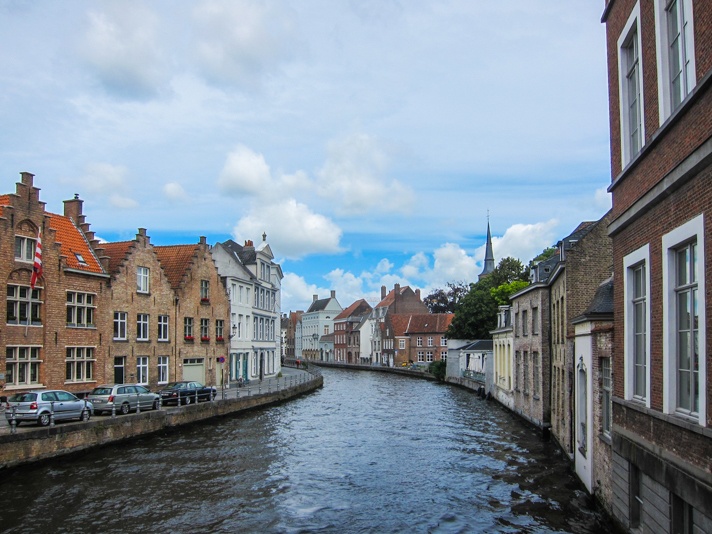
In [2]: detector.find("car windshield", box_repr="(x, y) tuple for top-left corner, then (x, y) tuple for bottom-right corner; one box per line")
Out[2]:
(165, 382), (184, 389)
(9, 393), (36, 402)
(91, 388), (112, 395)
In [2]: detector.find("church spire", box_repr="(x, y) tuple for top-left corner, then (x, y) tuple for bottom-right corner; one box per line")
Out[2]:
(479, 216), (495, 280)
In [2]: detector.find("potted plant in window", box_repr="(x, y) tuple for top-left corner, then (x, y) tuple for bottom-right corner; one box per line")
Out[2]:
(184, 335), (194, 342)
(216, 336), (225, 342)
(200, 336), (210, 342)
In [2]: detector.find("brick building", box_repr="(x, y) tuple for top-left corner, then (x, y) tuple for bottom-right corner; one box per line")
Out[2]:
(391, 313), (453, 367)
(490, 305), (514, 410)
(333, 299), (372, 364)
(602, 0), (712, 531)
(1, 173), (110, 397)
(102, 228), (176, 389)
(373, 284), (428, 366)
(154, 238), (230, 386)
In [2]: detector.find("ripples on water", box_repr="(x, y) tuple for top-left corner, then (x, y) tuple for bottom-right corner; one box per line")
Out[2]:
(0, 368), (612, 533)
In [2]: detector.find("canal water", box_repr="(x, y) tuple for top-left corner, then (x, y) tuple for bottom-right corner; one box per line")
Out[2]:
(0, 368), (612, 533)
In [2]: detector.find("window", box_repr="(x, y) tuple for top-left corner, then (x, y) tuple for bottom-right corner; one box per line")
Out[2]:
(654, 0), (696, 121)
(523, 351), (529, 394)
(137, 357), (149, 385)
(7, 285), (41, 325)
(184, 317), (194, 339)
(216, 319), (224, 340)
(663, 215), (706, 425)
(426, 351), (433, 362)
(427, 336), (433, 347)
(158, 356), (169, 384)
(14, 236), (35, 262)
(416, 337), (423, 347)
(65, 347), (94, 382)
(514, 351), (520, 390)
(522, 310), (528, 336)
(514, 312), (519, 337)
(441, 337), (447, 346)
(577, 362), (588, 456)
(441, 351), (447, 361)
(417, 351), (424, 362)
(618, 5), (644, 166)
(66, 291), (95, 328)
(532, 307), (539, 334)
(602, 357), (612, 436)
(533, 352), (540, 396)
(114, 311), (127, 340)
(137, 314), (149, 341)
(200, 318), (210, 340)
(6, 346), (41, 386)
(200, 280), (209, 301)
(137, 267), (149, 294)
(624, 245), (650, 405)
(399, 339), (406, 350)
(158, 315), (169, 341)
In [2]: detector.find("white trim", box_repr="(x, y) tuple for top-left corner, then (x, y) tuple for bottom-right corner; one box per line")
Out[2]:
(653, 0), (697, 123)
(623, 244), (651, 407)
(617, 2), (645, 168)
(662, 213), (706, 426)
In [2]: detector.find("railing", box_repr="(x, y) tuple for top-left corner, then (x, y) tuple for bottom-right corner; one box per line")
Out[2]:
(462, 370), (486, 383)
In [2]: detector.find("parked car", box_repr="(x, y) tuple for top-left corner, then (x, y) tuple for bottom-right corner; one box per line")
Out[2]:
(4, 390), (93, 427)
(158, 381), (216, 405)
(88, 384), (160, 415)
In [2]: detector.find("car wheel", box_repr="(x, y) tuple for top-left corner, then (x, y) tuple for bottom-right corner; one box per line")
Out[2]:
(38, 413), (51, 427)
(120, 403), (130, 415)
(152, 399), (159, 410)
(81, 410), (91, 422)
(184, 396), (191, 405)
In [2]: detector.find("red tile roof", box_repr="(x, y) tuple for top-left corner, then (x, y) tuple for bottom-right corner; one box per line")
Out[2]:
(154, 244), (200, 289)
(334, 299), (372, 320)
(405, 313), (454, 334)
(101, 241), (134, 275)
(46, 212), (105, 274)
(391, 314), (411, 336)
(0, 194), (10, 217)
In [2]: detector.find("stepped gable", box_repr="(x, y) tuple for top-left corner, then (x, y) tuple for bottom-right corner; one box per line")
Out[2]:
(46, 212), (105, 274)
(101, 241), (134, 275)
(154, 244), (200, 290)
(0, 194), (10, 216)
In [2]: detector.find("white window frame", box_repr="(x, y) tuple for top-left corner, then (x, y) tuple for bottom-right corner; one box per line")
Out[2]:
(5, 346), (42, 387)
(602, 357), (612, 437)
(66, 291), (96, 328)
(617, 2), (645, 167)
(137, 313), (149, 341)
(399, 339), (405, 350)
(65, 346), (95, 383)
(662, 214), (706, 426)
(158, 356), (169, 384)
(14, 236), (36, 262)
(137, 266), (150, 294)
(114, 311), (128, 340)
(158, 315), (169, 341)
(136, 356), (149, 385)
(654, 0), (696, 123)
(624, 244), (651, 407)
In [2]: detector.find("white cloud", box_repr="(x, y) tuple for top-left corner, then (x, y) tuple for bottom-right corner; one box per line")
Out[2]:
(191, 0), (299, 90)
(317, 133), (415, 215)
(477, 220), (560, 267)
(163, 182), (189, 202)
(109, 194), (139, 209)
(233, 199), (342, 259)
(218, 144), (273, 196)
(81, 4), (168, 99)
(594, 186), (612, 211)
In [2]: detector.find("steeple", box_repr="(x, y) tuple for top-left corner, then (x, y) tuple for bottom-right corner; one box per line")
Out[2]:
(478, 217), (495, 280)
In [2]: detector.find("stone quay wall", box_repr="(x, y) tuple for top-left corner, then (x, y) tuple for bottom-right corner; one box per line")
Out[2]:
(0, 374), (322, 470)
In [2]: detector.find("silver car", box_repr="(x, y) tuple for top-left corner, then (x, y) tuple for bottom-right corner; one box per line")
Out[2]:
(88, 384), (160, 415)
(4, 390), (93, 427)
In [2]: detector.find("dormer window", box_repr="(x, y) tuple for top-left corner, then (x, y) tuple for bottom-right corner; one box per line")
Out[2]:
(74, 252), (88, 265)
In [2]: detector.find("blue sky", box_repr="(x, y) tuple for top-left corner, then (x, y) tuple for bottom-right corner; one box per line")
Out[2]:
(0, 1), (612, 313)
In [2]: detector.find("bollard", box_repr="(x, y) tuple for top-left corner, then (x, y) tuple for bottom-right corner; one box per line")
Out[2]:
(84, 398), (89, 420)
(158, 394), (162, 410)
(10, 406), (17, 435)
(194, 390), (198, 404)
(111, 399), (117, 418)
(50, 401), (55, 427)
(136, 392), (141, 414)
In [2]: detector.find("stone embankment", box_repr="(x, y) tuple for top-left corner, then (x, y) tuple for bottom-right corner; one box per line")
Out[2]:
(310, 360), (438, 381)
(0, 368), (322, 470)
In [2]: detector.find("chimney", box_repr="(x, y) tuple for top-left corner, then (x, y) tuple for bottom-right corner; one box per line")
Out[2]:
(330, 290), (336, 299)
(313, 294), (318, 302)
(199, 236), (206, 245)
(381, 286), (386, 300)
(63, 194), (83, 221)
(20, 172), (34, 187)
(415, 289), (421, 300)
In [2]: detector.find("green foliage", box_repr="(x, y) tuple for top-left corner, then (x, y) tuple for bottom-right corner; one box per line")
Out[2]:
(491, 280), (530, 305)
(528, 246), (557, 269)
(423, 281), (469, 314)
(447, 257), (528, 340)
(429, 360), (447, 381)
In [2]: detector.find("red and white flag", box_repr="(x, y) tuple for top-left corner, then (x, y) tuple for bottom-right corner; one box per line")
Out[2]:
(30, 229), (42, 289)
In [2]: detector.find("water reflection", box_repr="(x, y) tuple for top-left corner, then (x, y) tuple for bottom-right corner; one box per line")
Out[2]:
(0, 368), (611, 533)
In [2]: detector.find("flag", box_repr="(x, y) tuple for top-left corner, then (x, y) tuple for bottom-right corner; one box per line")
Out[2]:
(30, 229), (42, 289)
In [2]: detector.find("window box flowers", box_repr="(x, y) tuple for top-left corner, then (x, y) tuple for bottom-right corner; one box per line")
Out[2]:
(216, 336), (225, 342)
(200, 297), (210, 304)
(184, 335), (194, 342)
(200, 336), (210, 342)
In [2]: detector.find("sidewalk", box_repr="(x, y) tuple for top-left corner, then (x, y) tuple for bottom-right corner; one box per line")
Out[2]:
(0, 366), (313, 434)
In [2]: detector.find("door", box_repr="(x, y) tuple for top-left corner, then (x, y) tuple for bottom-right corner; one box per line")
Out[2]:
(183, 358), (205, 382)
(242, 354), (248, 380)
(114, 357), (126, 384)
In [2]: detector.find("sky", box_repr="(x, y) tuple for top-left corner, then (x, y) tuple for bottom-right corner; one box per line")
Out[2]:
(0, 1), (612, 314)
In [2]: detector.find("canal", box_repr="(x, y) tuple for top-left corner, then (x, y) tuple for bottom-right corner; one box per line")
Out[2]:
(0, 368), (612, 533)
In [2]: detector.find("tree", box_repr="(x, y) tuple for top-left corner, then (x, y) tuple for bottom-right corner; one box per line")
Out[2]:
(446, 257), (528, 340)
(423, 281), (469, 314)
(528, 246), (557, 269)
(491, 280), (530, 305)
